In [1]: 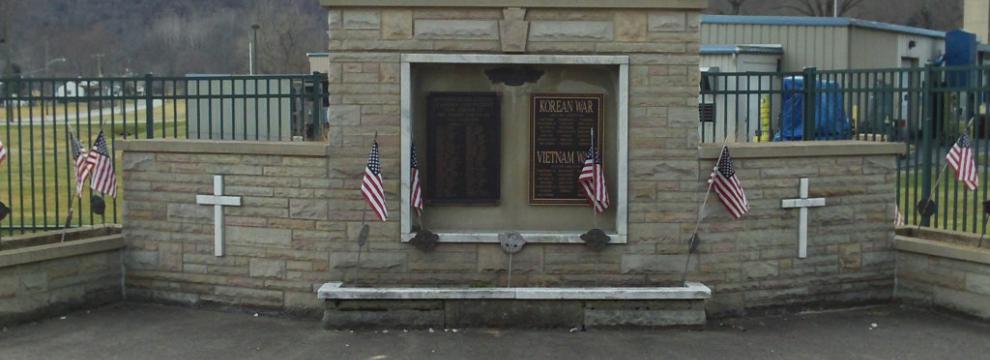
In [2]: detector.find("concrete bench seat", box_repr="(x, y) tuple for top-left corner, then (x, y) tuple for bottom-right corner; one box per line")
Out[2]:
(318, 282), (711, 300)
(318, 282), (712, 329)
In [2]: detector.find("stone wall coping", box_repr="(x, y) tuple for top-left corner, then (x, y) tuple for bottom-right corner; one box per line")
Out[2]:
(317, 281), (712, 300)
(0, 235), (124, 268)
(895, 235), (990, 266)
(698, 141), (907, 159)
(320, 0), (709, 9)
(118, 140), (329, 157)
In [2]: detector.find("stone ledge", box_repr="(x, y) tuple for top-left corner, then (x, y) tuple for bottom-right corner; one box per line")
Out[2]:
(401, 231), (627, 244)
(320, 0), (709, 9)
(0, 235), (124, 268)
(698, 141), (907, 159)
(119, 140), (329, 157)
(317, 281), (711, 300)
(895, 235), (990, 266)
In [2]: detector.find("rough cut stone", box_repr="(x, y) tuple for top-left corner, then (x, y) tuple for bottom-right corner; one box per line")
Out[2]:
(499, 19), (529, 53)
(249, 258), (286, 279)
(615, 11), (648, 42)
(414, 20), (499, 40)
(621, 254), (691, 274)
(648, 12), (686, 32)
(290, 199), (329, 220)
(381, 10), (413, 40)
(528, 21), (614, 41)
(342, 10), (381, 30)
(226, 227), (292, 246)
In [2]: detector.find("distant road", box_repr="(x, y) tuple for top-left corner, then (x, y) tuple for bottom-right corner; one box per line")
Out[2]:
(1, 99), (164, 126)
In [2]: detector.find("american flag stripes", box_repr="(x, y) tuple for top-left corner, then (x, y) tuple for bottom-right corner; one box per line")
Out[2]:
(710, 147), (750, 219)
(361, 140), (388, 222)
(410, 143), (424, 215)
(86, 131), (117, 198)
(578, 131), (609, 213)
(946, 133), (979, 191)
(0, 139), (6, 167)
(70, 133), (91, 197)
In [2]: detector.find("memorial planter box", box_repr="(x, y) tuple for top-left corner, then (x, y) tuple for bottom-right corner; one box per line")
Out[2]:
(318, 282), (711, 329)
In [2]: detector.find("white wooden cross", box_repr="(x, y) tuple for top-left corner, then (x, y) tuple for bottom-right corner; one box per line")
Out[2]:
(781, 178), (826, 259)
(196, 175), (242, 257)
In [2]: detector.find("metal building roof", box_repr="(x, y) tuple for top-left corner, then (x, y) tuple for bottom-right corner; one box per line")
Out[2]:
(699, 44), (784, 55)
(701, 15), (945, 39)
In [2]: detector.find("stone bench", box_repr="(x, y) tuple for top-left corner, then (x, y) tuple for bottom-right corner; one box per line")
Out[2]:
(317, 282), (711, 329)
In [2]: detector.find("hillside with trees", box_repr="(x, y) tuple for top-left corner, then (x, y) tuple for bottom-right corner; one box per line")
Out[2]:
(0, 0), (327, 77)
(0, 0), (965, 78)
(708, 0), (962, 30)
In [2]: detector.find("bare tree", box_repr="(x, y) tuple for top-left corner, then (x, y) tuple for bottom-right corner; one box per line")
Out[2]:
(726, 0), (748, 15)
(907, 1), (934, 29)
(783, 0), (867, 17)
(250, 0), (326, 74)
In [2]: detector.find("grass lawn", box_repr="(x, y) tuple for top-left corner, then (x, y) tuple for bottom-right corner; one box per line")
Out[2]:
(0, 100), (186, 234)
(897, 168), (990, 233)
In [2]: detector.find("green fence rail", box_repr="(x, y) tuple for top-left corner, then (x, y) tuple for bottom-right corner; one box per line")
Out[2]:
(701, 65), (990, 234)
(0, 73), (327, 236)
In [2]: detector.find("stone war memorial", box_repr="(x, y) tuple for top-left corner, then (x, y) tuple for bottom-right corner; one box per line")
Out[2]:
(114, 0), (905, 329)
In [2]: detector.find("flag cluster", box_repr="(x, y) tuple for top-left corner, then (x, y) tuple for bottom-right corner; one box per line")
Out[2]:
(946, 133), (979, 191)
(579, 132), (610, 213)
(361, 141), (388, 222)
(710, 147), (750, 219)
(72, 131), (117, 198)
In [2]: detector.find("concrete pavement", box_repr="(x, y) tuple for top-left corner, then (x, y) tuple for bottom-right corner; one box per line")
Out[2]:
(1, 303), (988, 359)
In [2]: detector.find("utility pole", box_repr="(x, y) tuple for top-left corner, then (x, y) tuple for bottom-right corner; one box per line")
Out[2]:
(93, 53), (104, 77)
(833, 0), (839, 17)
(251, 24), (260, 74)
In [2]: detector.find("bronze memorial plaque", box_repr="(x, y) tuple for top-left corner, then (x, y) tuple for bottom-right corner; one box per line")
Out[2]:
(426, 92), (501, 204)
(530, 94), (604, 205)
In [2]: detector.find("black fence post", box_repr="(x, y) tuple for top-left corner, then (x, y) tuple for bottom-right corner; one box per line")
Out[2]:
(144, 73), (154, 139)
(311, 72), (324, 140)
(802, 67), (817, 141)
(920, 64), (936, 227)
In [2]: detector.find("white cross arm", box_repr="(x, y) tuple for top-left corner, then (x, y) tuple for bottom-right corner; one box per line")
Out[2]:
(781, 198), (825, 208)
(196, 194), (242, 206)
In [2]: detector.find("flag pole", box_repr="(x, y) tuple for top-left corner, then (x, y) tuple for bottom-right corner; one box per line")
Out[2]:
(917, 116), (977, 230)
(357, 132), (378, 267)
(681, 136), (731, 284)
(61, 128), (80, 243)
(590, 128), (599, 229)
(60, 189), (75, 243)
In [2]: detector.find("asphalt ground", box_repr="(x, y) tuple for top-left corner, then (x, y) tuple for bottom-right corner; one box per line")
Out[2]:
(1, 302), (988, 360)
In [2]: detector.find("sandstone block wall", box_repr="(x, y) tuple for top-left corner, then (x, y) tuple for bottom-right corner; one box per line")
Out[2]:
(320, 5), (704, 288)
(693, 145), (899, 314)
(896, 229), (990, 319)
(119, 3), (902, 316)
(0, 234), (123, 325)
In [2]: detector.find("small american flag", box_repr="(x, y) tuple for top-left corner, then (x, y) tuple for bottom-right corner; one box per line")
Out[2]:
(87, 131), (117, 198)
(946, 133), (979, 191)
(578, 130), (609, 213)
(0, 138), (7, 167)
(410, 143), (424, 215)
(710, 147), (749, 219)
(361, 140), (388, 222)
(70, 133), (91, 197)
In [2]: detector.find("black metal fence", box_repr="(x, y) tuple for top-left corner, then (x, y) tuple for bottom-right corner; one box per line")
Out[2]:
(701, 65), (990, 234)
(0, 73), (326, 235)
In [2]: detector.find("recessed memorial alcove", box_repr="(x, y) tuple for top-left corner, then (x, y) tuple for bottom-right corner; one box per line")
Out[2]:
(400, 54), (629, 244)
